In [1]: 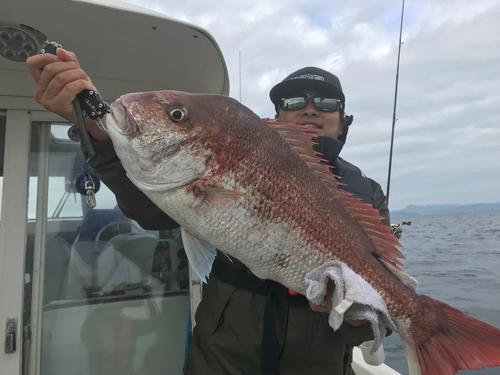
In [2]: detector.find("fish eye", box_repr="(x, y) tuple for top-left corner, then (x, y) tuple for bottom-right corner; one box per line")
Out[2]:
(167, 106), (188, 123)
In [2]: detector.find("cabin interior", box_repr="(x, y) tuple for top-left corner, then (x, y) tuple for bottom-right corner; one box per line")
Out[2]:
(1, 116), (192, 374)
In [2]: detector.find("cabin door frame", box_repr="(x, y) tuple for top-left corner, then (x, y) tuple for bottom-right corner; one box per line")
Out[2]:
(0, 109), (31, 375)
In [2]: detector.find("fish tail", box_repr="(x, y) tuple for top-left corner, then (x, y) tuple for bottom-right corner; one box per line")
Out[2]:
(402, 296), (500, 375)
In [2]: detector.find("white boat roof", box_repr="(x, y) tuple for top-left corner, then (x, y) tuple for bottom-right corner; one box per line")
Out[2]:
(0, 0), (230, 109)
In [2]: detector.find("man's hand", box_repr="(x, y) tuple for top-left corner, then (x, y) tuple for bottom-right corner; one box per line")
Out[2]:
(308, 279), (368, 327)
(27, 49), (109, 142)
(309, 279), (335, 313)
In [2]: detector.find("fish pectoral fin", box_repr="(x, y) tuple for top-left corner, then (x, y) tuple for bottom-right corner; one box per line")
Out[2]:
(181, 227), (217, 283)
(192, 185), (245, 217)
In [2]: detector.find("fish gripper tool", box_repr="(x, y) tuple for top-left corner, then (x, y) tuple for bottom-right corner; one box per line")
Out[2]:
(42, 42), (112, 121)
(41, 41), (112, 207)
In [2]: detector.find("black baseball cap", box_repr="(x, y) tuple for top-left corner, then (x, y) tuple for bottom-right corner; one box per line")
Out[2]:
(270, 67), (345, 113)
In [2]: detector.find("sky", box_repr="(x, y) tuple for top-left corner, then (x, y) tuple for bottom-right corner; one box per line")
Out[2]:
(127, 0), (500, 211)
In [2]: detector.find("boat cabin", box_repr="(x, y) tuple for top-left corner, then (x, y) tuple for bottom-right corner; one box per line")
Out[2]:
(0, 1), (399, 374)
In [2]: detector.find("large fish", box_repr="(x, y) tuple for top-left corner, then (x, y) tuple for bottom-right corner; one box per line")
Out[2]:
(105, 90), (500, 375)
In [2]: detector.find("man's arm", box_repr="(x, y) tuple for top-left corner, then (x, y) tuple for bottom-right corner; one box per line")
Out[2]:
(369, 178), (390, 226)
(310, 178), (391, 323)
(27, 50), (178, 230)
(334, 181), (392, 340)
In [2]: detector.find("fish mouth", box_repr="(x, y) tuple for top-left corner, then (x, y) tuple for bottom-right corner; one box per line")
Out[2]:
(108, 99), (141, 136)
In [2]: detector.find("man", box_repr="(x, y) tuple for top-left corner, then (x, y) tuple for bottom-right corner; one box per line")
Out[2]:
(270, 67), (390, 229)
(27, 51), (389, 374)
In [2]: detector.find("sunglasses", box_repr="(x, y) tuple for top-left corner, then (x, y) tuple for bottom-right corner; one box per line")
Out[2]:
(279, 93), (342, 113)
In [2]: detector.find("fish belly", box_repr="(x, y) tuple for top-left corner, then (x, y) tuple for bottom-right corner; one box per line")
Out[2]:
(144, 187), (329, 294)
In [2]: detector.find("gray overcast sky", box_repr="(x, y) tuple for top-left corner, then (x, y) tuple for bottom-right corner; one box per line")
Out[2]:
(129, 0), (500, 211)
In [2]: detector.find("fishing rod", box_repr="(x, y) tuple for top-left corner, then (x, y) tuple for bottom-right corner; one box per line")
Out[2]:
(386, 0), (406, 205)
(239, 51), (242, 103)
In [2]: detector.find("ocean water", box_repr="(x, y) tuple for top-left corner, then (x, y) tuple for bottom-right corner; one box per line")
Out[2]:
(383, 210), (500, 375)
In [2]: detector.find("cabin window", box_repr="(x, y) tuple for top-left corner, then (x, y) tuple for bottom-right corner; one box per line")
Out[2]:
(23, 122), (190, 375)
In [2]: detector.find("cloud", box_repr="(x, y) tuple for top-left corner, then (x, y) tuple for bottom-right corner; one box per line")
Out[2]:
(127, 0), (500, 211)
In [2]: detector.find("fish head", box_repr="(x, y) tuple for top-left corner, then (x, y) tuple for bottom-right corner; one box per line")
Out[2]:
(106, 90), (221, 191)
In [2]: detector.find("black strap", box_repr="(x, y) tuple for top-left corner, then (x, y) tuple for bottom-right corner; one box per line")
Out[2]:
(211, 260), (284, 375)
(212, 259), (268, 295)
(261, 290), (281, 375)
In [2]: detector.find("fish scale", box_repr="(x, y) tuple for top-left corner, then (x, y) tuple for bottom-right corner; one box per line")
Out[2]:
(202, 129), (352, 285)
(106, 90), (500, 375)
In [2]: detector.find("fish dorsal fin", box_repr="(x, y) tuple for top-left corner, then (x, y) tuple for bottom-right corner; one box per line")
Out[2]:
(264, 119), (405, 267)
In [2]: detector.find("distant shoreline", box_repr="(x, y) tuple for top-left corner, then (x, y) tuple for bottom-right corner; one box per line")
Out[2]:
(391, 203), (500, 218)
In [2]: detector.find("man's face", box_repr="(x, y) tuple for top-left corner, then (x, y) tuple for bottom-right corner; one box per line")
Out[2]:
(276, 90), (345, 139)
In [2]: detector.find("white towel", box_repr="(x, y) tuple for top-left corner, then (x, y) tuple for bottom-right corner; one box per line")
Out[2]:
(305, 261), (397, 353)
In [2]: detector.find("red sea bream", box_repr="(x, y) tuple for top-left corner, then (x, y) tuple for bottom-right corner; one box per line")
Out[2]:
(105, 90), (500, 375)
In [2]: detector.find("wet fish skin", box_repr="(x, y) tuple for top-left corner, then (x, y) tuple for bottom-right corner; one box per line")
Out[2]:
(105, 90), (500, 375)
(108, 91), (387, 291)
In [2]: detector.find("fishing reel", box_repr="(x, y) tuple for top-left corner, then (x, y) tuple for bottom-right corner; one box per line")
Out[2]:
(391, 220), (411, 239)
